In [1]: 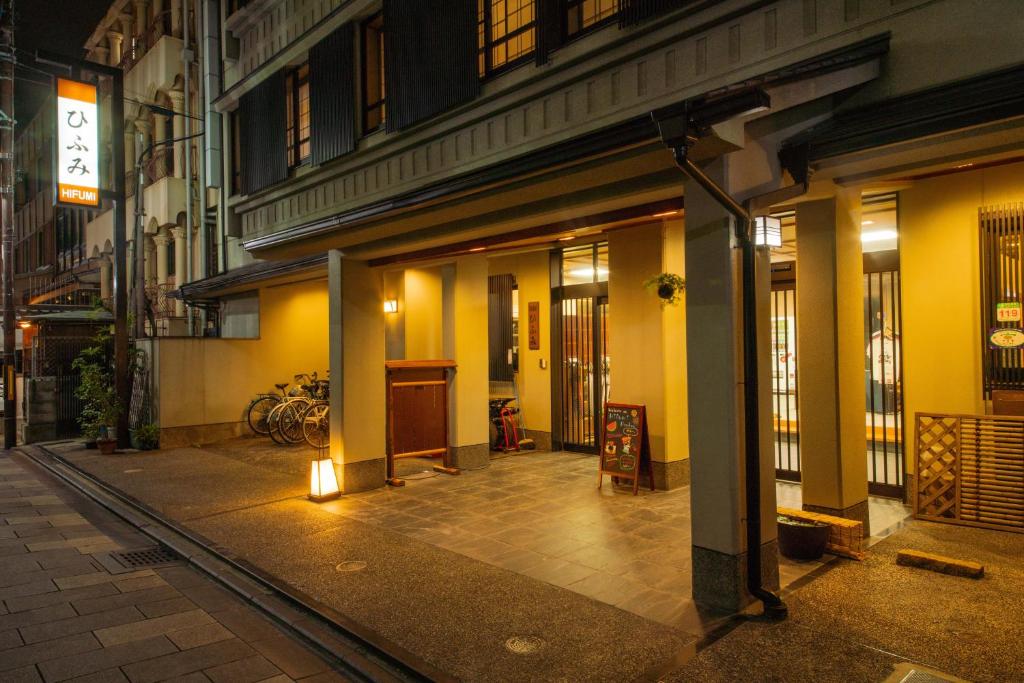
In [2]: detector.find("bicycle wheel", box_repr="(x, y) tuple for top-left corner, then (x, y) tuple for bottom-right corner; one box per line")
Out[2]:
(247, 396), (279, 435)
(279, 399), (310, 444)
(303, 403), (330, 449)
(267, 401), (290, 445)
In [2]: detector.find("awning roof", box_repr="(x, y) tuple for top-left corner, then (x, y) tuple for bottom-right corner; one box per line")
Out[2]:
(781, 62), (1024, 165)
(172, 252), (328, 301)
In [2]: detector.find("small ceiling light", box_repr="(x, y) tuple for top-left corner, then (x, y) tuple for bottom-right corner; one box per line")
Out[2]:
(468, 246), (486, 253)
(383, 299), (398, 314)
(18, 320), (31, 329)
(955, 162), (974, 169)
(754, 216), (782, 248)
(862, 220), (874, 226)
(861, 229), (898, 243)
(309, 457), (340, 502)
(558, 235), (575, 242)
(653, 210), (681, 218)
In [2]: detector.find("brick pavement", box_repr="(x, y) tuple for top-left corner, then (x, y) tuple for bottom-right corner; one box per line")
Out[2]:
(0, 451), (348, 683)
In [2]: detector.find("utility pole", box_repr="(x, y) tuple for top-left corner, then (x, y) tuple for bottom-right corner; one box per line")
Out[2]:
(0, 0), (15, 449)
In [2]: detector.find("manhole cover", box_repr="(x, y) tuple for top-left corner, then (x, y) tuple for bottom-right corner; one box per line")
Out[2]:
(335, 561), (367, 572)
(109, 546), (181, 570)
(505, 635), (544, 655)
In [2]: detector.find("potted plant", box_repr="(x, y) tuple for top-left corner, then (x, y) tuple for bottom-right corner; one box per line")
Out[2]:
(777, 515), (831, 560)
(643, 273), (686, 306)
(131, 423), (160, 451)
(73, 329), (120, 455)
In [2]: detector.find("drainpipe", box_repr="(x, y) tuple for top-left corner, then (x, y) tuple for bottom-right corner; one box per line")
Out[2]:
(183, 0), (194, 334)
(670, 143), (788, 621)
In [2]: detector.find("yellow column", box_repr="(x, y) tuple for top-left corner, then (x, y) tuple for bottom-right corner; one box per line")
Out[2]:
(607, 221), (689, 489)
(328, 251), (387, 492)
(684, 157), (778, 611)
(445, 255), (490, 469)
(795, 188), (869, 529)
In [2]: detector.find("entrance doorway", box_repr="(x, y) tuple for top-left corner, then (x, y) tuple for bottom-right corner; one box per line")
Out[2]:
(862, 195), (905, 499)
(770, 262), (800, 481)
(553, 243), (610, 453)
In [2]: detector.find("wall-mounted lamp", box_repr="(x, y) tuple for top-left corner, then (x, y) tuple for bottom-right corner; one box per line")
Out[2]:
(383, 299), (398, 314)
(309, 457), (340, 502)
(17, 321), (32, 329)
(754, 216), (782, 248)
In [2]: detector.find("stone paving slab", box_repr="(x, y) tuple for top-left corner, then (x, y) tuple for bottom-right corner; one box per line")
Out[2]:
(0, 452), (345, 683)
(49, 440), (698, 681)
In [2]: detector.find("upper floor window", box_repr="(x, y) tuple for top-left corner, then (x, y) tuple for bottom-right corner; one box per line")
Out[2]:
(362, 14), (386, 133)
(285, 63), (311, 168)
(478, 0), (536, 77)
(566, 0), (619, 38)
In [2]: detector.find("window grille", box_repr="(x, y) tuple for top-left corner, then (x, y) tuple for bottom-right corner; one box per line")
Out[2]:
(980, 203), (1024, 397)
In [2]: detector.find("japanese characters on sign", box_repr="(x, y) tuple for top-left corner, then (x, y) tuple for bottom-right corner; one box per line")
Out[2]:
(55, 78), (100, 208)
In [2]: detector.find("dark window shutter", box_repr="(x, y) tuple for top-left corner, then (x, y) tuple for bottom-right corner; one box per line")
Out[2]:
(239, 70), (287, 195)
(310, 23), (356, 166)
(620, 0), (696, 27)
(536, 0), (565, 66)
(383, 0), (480, 132)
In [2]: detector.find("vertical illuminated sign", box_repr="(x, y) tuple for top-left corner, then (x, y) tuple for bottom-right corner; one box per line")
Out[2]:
(55, 78), (100, 207)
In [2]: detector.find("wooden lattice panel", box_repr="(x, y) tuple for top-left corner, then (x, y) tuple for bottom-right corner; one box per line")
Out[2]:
(915, 413), (1024, 534)
(915, 415), (959, 522)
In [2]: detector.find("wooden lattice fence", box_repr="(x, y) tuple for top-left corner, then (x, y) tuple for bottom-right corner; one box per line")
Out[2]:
(915, 413), (1024, 533)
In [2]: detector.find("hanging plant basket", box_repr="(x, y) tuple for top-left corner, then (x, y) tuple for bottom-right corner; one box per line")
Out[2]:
(643, 273), (686, 306)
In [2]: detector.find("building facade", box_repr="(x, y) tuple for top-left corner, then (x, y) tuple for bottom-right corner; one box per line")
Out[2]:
(80, 0), (209, 336)
(148, 0), (1024, 610)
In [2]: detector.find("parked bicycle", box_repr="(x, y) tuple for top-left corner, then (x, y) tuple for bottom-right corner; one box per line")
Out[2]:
(247, 373), (321, 435)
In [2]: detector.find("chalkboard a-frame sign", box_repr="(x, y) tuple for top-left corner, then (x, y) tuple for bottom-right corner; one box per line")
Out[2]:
(598, 403), (654, 495)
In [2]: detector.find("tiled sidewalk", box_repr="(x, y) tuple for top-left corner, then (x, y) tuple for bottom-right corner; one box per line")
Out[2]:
(0, 452), (346, 683)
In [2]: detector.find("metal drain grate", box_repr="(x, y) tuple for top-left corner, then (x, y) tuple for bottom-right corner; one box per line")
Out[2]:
(899, 673), (956, 683)
(884, 663), (964, 683)
(504, 635), (544, 655)
(108, 546), (182, 570)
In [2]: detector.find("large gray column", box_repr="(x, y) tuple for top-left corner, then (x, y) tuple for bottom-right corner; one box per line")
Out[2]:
(684, 157), (779, 612)
(328, 250), (387, 492)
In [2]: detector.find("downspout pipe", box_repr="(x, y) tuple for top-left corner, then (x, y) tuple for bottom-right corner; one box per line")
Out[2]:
(670, 144), (788, 621)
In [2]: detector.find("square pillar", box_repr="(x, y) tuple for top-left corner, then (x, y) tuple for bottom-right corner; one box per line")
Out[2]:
(443, 255), (490, 469)
(795, 189), (869, 529)
(328, 251), (387, 492)
(607, 221), (689, 489)
(684, 158), (779, 612)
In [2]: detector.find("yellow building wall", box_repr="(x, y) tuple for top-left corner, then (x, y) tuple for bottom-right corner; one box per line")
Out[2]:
(403, 268), (445, 360)
(900, 161), (1024, 473)
(488, 251), (552, 435)
(155, 278), (329, 432)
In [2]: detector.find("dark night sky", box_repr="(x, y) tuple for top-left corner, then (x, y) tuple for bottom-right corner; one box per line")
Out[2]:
(13, 0), (111, 135)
